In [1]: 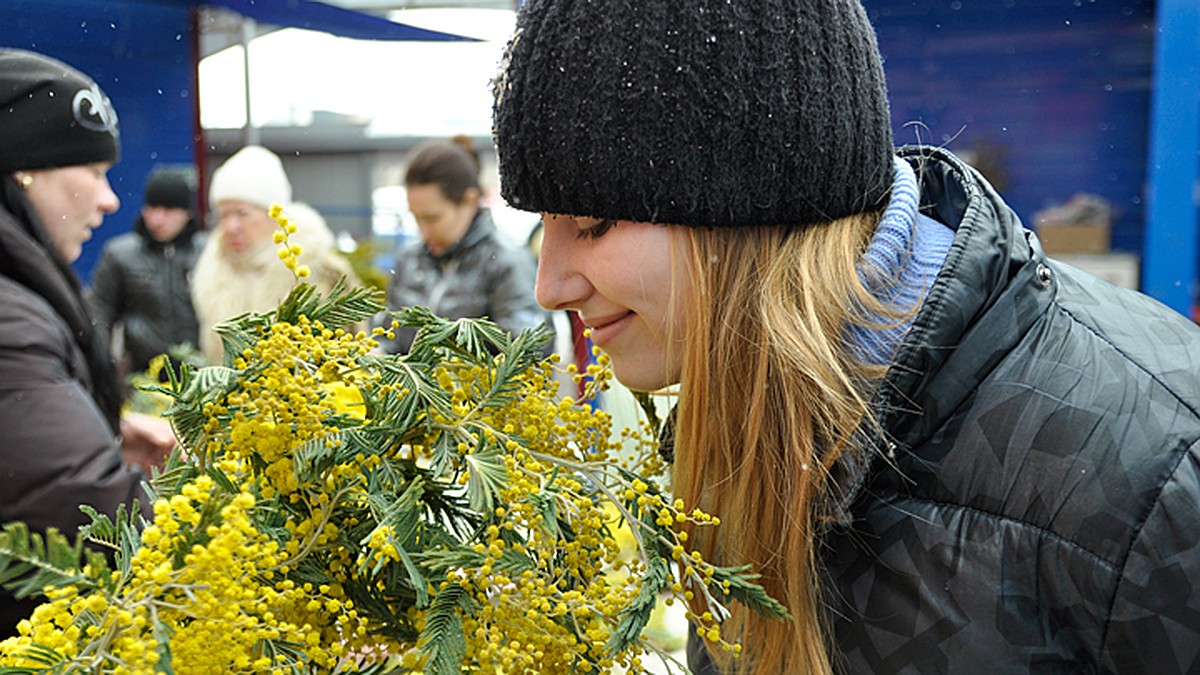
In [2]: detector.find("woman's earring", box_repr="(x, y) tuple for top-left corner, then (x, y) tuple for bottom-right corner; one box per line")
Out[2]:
(14, 173), (33, 190)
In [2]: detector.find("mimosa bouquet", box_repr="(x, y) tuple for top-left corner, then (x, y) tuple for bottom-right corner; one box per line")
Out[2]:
(0, 210), (787, 674)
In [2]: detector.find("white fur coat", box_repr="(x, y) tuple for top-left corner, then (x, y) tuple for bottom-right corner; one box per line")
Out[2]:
(191, 202), (359, 364)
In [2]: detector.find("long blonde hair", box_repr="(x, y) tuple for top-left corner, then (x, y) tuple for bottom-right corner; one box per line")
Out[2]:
(673, 211), (894, 674)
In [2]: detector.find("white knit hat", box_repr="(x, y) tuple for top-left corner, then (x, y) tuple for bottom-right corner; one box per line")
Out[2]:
(208, 145), (292, 210)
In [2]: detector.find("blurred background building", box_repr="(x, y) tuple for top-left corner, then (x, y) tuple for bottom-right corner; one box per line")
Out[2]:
(1, 0), (1197, 316)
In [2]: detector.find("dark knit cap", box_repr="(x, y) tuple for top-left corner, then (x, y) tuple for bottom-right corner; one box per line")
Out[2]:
(0, 48), (120, 173)
(493, 0), (894, 228)
(143, 169), (194, 210)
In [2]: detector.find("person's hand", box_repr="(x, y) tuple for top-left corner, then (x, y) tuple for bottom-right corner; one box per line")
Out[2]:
(120, 411), (176, 474)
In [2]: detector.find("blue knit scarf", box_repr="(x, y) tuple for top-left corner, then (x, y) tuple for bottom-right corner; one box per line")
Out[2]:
(849, 157), (955, 365)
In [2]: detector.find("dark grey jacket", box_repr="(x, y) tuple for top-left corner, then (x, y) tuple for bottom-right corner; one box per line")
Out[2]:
(693, 147), (1200, 673)
(382, 208), (551, 354)
(0, 179), (152, 635)
(87, 215), (205, 375)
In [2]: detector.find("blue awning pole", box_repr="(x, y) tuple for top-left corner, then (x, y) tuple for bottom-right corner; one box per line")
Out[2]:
(1142, 0), (1200, 317)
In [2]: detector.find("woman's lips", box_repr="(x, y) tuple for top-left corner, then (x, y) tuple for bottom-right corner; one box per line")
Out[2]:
(586, 311), (633, 348)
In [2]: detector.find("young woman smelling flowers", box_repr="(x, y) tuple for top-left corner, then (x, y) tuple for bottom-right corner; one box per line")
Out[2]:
(493, 0), (1200, 673)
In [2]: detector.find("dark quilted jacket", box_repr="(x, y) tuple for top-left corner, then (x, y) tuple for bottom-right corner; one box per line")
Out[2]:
(693, 147), (1200, 674)
(86, 215), (206, 375)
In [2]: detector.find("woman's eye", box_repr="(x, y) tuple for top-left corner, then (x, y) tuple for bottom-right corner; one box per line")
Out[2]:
(576, 218), (615, 240)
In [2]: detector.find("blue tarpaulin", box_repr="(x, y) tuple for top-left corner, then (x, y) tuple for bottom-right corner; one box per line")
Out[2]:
(207, 0), (478, 42)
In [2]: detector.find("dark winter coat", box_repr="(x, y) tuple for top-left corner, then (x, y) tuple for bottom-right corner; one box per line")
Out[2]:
(382, 208), (552, 354)
(691, 147), (1200, 674)
(0, 178), (152, 635)
(87, 214), (206, 375)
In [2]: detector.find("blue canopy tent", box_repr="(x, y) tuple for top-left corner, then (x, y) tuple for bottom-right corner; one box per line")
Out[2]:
(0, 0), (474, 279)
(208, 0), (476, 41)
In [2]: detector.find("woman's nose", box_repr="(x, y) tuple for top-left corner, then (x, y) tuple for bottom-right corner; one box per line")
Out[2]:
(535, 218), (588, 311)
(534, 250), (560, 311)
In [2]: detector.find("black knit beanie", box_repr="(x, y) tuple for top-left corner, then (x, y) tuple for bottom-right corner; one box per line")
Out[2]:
(0, 48), (120, 173)
(493, 0), (894, 228)
(143, 169), (194, 210)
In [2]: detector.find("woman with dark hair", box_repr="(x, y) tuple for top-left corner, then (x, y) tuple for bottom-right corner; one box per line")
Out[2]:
(0, 48), (171, 634)
(493, 1), (1200, 673)
(381, 135), (550, 354)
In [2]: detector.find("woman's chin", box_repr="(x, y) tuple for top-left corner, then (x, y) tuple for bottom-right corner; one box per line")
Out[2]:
(611, 360), (676, 394)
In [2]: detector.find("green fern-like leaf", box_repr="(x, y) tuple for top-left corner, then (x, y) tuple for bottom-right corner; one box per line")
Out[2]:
(270, 283), (321, 326)
(305, 279), (386, 328)
(417, 581), (472, 675)
(463, 443), (508, 515)
(272, 277), (386, 329)
(363, 480), (430, 606)
(152, 612), (177, 675)
(607, 555), (672, 655)
(290, 430), (357, 483)
(0, 524), (88, 600)
(709, 564), (793, 622)
(213, 312), (268, 367)
(361, 354), (454, 435)
(164, 364), (240, 449)
(76, 502), (140, 578)
(528, 491), (561, 539)
(398, 307), (505, 362)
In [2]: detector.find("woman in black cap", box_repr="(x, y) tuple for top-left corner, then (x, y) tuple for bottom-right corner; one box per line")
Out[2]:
(493, 0), (1200, 673)
(0, 48), (171, 635)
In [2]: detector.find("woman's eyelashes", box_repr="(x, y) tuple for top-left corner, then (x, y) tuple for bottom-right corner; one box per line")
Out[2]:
(576, 218), (616, 240)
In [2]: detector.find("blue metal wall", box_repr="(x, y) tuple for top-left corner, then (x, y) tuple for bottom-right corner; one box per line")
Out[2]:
(1142, 0), (1200, 315)
(865, 0), (1157, 255)
(0, 0), (198, 281)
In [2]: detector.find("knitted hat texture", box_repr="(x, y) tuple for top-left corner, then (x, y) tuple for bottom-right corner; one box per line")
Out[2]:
(208, 145), (292, 210)
(143, 169), (194, 210)
(493, 0), (894, 228)
(0, 48), (120, 173)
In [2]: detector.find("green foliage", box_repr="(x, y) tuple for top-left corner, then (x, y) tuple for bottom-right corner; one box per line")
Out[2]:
(708, 565), (793, 623)
(418, 581), (473, 675)
(341, 237), (390, 294)
(607, 556), (672, 655)
(0, 277), (787, 673)
(0, 524), (92, 601)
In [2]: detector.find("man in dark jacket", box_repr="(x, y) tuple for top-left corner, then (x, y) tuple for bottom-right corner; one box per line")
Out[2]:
(88, 168), (206, 379)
